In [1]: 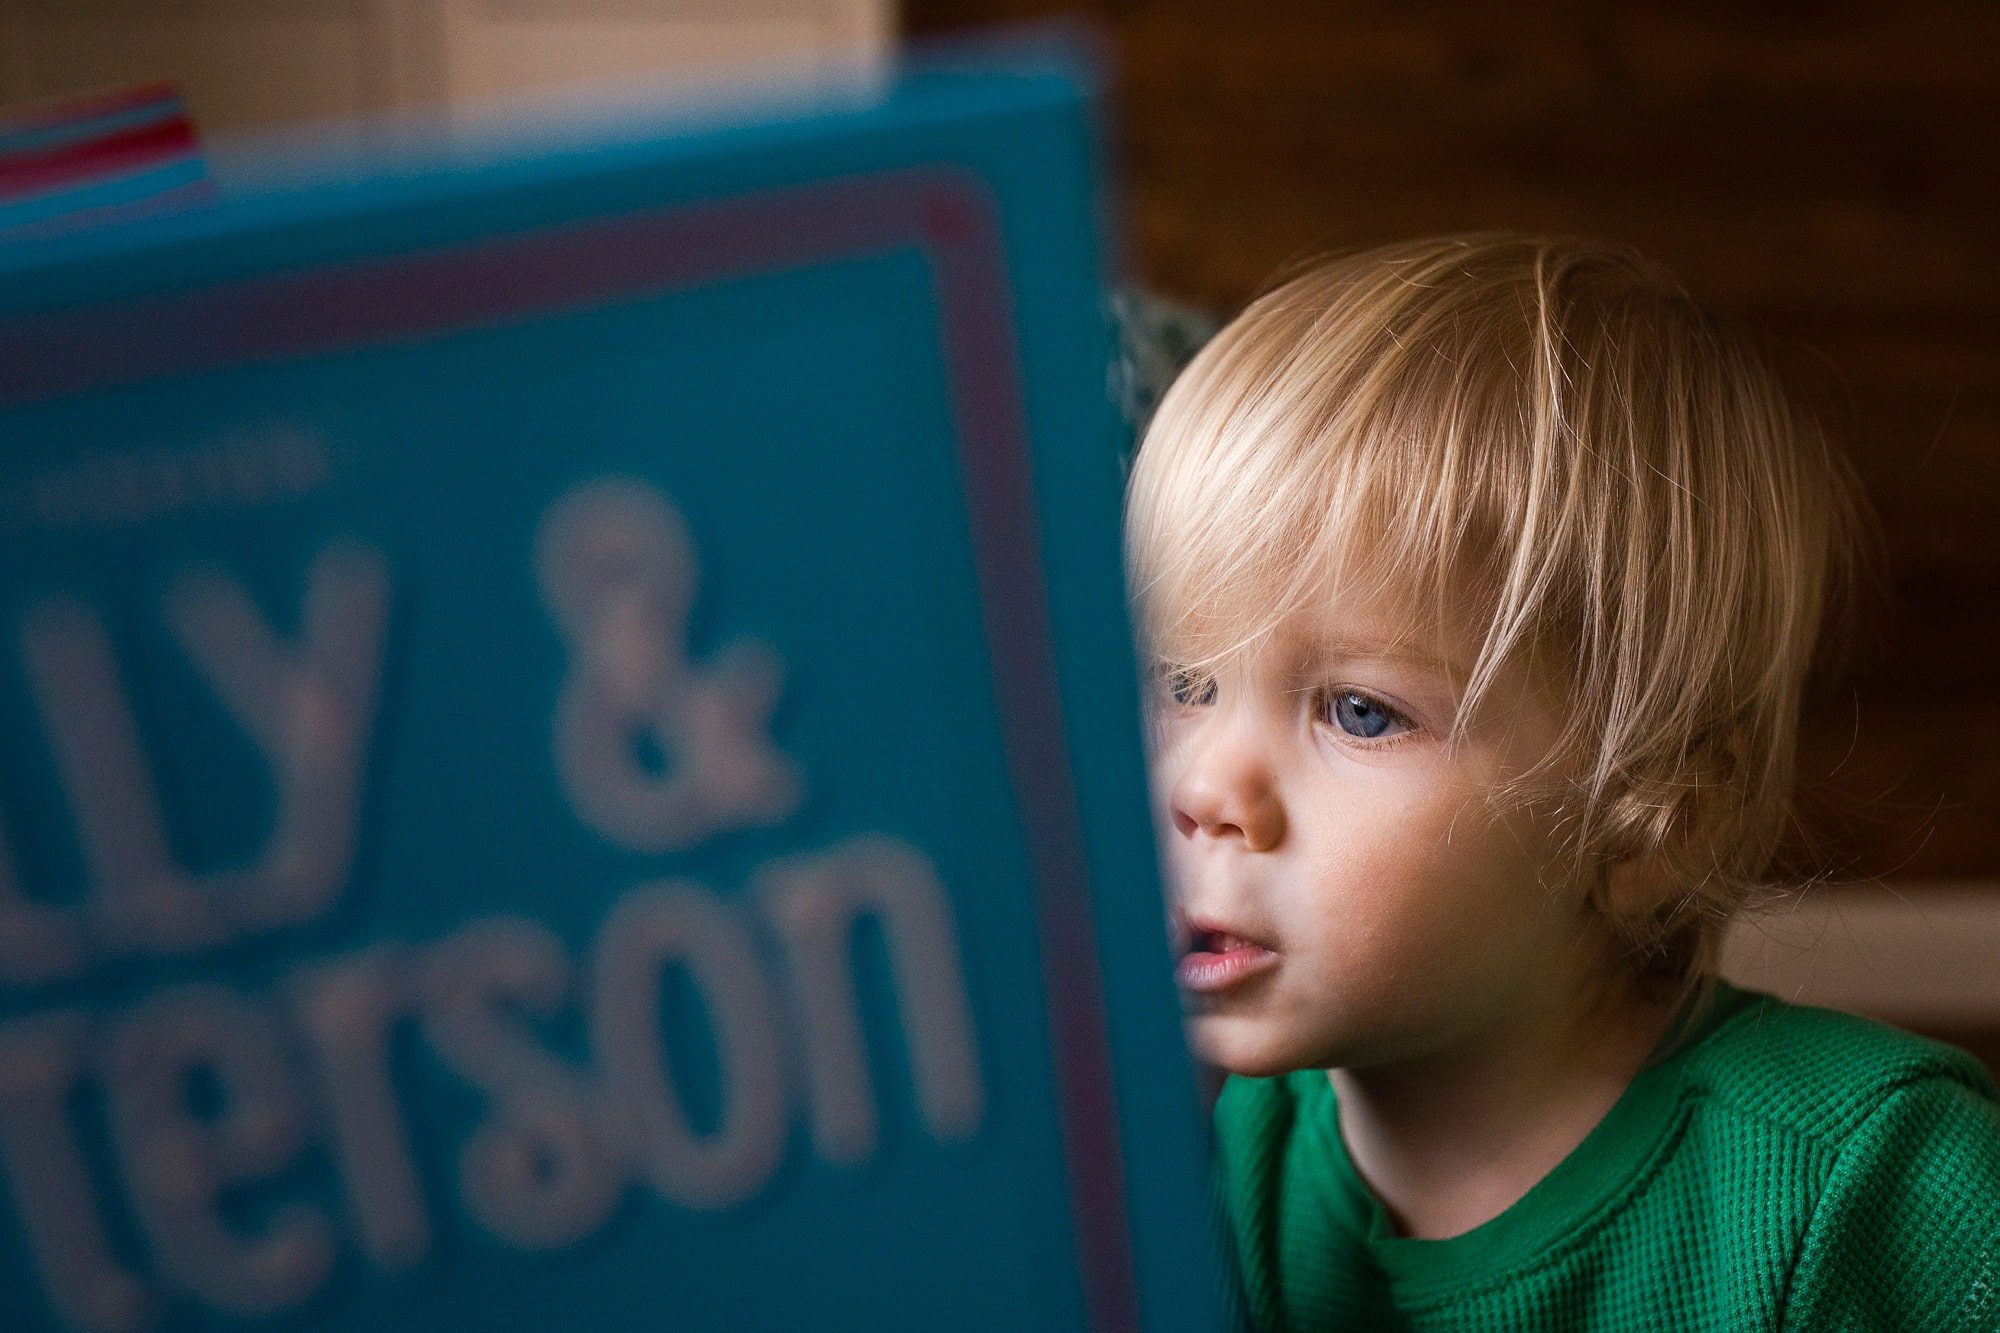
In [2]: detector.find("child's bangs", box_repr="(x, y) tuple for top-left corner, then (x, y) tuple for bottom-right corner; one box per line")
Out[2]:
(1127, 241), (1631, 772)
(1124, 331), (1515, 700)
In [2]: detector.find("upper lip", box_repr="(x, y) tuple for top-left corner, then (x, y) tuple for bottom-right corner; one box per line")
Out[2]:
(1169, 905), (1275, 955)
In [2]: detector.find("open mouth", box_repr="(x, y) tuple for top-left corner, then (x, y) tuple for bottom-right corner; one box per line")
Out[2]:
(1175, 922), (1279, 994)
(1190, 926), (1258, 955)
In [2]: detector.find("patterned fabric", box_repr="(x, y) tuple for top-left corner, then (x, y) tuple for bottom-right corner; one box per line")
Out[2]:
(1106, 287), (1221, 471)
(1213, 980), (2000, 1329)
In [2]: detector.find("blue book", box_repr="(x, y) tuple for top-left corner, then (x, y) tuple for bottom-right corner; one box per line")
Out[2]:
(0, 34), (1228, 1333)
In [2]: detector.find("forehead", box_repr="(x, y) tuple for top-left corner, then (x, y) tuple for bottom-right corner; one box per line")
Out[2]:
(1274, 595), (1470, 679)
(1162, 572), (1474, 684)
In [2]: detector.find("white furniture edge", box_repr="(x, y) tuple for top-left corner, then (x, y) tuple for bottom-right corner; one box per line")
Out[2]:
(1721, 882), (2000, 1028)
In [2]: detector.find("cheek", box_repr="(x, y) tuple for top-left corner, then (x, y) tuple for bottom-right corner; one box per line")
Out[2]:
(1143, 738), (1190, 823)
(1292, 777), (1547, 951)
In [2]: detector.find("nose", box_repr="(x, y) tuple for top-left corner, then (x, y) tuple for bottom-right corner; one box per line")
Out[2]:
(1165, 718), (1286, 852)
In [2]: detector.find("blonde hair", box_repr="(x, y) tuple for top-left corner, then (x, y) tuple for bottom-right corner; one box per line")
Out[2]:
(1123, 233), (1870, 1002)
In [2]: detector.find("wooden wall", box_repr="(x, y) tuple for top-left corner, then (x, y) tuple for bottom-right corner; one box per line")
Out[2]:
(910, 0), (2000, 885)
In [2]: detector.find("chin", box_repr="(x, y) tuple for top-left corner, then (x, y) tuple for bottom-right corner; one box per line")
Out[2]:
(1186, 1016), (1312, 1080)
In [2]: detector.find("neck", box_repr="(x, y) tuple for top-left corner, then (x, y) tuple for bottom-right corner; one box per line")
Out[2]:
(1328, 975), (1681, 1241)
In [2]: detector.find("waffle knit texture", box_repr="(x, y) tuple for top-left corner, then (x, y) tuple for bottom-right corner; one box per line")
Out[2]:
(1212, 980), (2000, 1330)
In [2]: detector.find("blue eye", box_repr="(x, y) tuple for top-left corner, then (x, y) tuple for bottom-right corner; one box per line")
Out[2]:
(1162, 665), (1215, 706)
(1325, 690), (1406, 740)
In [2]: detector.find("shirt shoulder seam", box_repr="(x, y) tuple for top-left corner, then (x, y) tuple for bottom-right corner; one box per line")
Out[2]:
(1771, 1070), (1981, 1330)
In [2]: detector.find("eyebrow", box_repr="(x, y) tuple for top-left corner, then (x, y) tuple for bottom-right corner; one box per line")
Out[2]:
(1296, 631), (1468, 681)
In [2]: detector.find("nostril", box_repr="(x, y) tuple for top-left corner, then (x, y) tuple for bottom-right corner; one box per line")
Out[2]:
(1170, 807), (1198, 837)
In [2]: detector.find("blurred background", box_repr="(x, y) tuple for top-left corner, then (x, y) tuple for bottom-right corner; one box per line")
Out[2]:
(6, 1), (1998, 1068)
(0, 0), (889, 130)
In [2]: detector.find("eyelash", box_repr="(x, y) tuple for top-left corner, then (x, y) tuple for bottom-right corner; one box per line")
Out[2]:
(1153, 666), (1419, 749)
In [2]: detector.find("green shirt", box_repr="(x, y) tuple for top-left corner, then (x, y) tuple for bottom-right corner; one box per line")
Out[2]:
(1212, 981), (2000, 1329)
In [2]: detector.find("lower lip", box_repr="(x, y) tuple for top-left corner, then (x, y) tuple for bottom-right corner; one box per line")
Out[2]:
(1175, 944), (1279, 994)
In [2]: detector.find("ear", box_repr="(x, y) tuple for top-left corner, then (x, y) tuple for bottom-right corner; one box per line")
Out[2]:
(1599, 725), (1746, 919)
(1601, 842), (1676, 918)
